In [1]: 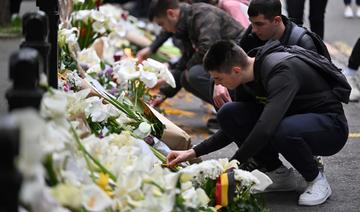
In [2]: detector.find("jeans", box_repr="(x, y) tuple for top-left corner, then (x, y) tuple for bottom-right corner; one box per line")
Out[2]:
(344, 0), (360, 5)
(160, 64), (213, 104)
(286, 0), (328, 39)
(217, 102), (348, 181)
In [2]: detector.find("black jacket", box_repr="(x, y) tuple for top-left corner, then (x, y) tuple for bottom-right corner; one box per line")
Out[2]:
(239, 16), (317, 54)
(194, 42), (345, 163)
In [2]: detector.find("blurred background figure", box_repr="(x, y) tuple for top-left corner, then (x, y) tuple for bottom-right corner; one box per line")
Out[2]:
(10, 0), (23, 16)
(286, 0), (328, 39)
(344, 0), (360, 18)
(343, 37), (360, 101)
(104, 0), (151, 18)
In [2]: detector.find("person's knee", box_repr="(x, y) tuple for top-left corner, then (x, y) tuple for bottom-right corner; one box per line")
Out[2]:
(217, 102), (237, 125)
(272, 118), (302, 147)
(187, 65), (206, 84)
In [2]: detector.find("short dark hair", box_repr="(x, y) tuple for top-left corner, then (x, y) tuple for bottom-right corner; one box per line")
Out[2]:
(248, 0), (282, 20)
(203, 40), (249, 73)
(148, 0), (180, 21)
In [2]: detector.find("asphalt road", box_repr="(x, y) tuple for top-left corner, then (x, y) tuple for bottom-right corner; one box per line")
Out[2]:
(0, 0), (359, 211)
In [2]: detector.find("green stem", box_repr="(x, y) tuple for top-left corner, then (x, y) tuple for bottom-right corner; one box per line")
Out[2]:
(69, 123), (117, 181)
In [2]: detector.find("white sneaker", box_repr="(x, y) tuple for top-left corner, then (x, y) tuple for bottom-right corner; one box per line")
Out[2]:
(344, 6), (354, 18)
(345, 75), (360, 101)
(356, 7), (360, 18)
(298, 172), (332, 206)
(264, 165), (297, 192)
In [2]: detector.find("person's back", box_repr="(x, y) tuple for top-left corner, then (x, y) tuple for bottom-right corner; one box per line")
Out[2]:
(175, 2), (244, 68)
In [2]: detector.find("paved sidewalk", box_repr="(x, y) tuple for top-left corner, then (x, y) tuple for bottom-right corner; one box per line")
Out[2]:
(0, 1), (359, 211)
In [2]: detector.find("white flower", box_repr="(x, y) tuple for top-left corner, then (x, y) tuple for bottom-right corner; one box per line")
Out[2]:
(11, 109), (46, 176)
(141, 58), (176, 88)
(159, 67), (176, 88)
(67, 71), (83, 88)
(77, 48), (101, 68)
(51, 183), (82, 209)
(40, 89), (69, 119)
(81, 184), (113, 211)
(113, 58), (139, 83)
(133, 122), (151, 138)
(84, 96), (109, 122)
(181, 188), (210, 208)
(141, 58), (164, 74)
(87, 64), (103, 75)
(91, 10), (106, 22)
(92, 21), (106, 34)
(218, 158), (239, 170)
(234, 169), (260, 187)
(73, 0), (85, 3)
(139, 70), (158, 88)
(72, 10), (91, 22)
(58, 28), (78, 48)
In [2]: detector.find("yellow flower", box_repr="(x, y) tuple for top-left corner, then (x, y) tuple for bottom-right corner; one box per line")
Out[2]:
(96, 173), (113, 196)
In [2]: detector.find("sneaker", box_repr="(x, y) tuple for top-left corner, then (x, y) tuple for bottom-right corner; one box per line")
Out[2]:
(356, 7), (360, 18)
(345, 75), (360, 101)
(206, 117), (219, 134)
(298, 172), (332, 206)
(264, 165), (297, 192)
(344, 6), (354, 18)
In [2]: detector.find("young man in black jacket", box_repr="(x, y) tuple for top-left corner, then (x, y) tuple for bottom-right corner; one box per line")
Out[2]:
(167, 40), (349, 206)
(211, 0), (330, 109)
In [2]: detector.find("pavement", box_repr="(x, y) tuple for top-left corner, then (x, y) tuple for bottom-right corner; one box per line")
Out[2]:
(0, 0), (360, 211)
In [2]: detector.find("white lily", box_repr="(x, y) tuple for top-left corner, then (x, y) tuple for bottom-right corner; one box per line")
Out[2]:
(77, 48), (101, 68)
(133, 122), (152, 138)
(81, 184), (113, 211)
(139, 69), (158, 88)
(84, 96), (109, 122)
(113, 58), (139, 83)
(51, 183), (82, 209)
(92, 21), (106, 34)
(91, 10), (106, 23)
(40, 89), (69, 119)
(72, 10), (91, 22)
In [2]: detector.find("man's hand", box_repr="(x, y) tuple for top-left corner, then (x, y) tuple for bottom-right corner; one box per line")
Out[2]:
(213, 84), (232, 108)
(166, 149), (196, 167)
(136, 47), (152, 63)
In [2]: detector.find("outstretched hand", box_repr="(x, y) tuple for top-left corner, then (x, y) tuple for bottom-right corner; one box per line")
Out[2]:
(166, 149), (196, 167)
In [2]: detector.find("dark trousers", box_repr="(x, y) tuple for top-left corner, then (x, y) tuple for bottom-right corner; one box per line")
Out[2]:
(286, 0), (328, 39)
(217, 102), (348, 181)
(348, 38), (360, 70)
(160, 65), (213, 104)
(344, 0), (360, 5)
(10, 0), (22, 14)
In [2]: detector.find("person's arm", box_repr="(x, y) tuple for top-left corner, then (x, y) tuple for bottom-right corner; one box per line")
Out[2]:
(137, 31), (173, 62)
(149, 31), (173, 53)
(231, 68), (300, 162)
(167, 129), (233, 166)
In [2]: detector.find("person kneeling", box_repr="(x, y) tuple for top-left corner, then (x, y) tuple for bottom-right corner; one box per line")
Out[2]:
(167, 40), (350, 206)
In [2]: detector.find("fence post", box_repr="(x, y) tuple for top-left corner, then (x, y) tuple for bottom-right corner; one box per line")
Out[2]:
(0, 116), (21, 212)
(36, 0), (59, 88)
(5, 48), (44, 111)
(20, 11), (50, 77)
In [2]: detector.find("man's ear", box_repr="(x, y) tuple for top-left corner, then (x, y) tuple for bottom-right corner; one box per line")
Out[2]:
(231, 66), (242, 74)
(166, 9), (176, 18)
(273, 16), (282, 24)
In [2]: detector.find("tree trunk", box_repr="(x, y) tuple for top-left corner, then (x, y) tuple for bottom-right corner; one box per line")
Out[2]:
(0, 0), (11, 26)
